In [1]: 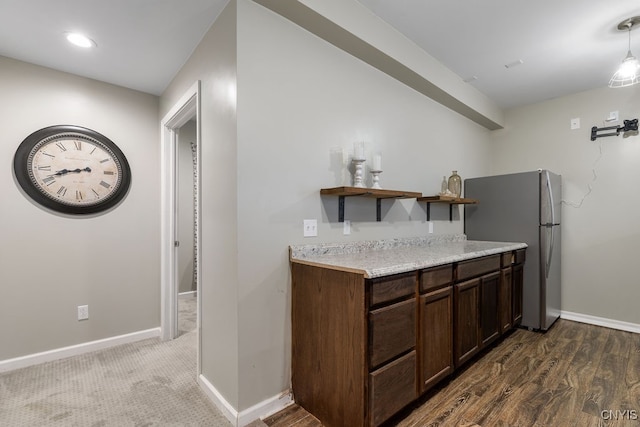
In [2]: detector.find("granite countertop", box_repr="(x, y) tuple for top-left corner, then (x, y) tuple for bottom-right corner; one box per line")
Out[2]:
(290, 234), (527, 278)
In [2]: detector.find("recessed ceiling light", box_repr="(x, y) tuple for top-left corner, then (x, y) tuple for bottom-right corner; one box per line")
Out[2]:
(65, 32), (96, 48)
(504, 59), (524, 69)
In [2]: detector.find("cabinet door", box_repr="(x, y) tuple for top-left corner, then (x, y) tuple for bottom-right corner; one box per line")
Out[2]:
(512, 263), (524, 326)
(454, 278), (480, 367)
(419, 286), (453, 393)
(499, 267), (513, 334)
(480, 272), (500, 347)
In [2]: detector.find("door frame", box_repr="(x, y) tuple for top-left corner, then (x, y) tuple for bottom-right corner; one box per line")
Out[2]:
(160, 81), (201, 364)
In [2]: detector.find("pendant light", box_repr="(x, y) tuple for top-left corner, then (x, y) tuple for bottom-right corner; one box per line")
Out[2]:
(609, 17), (640, 88)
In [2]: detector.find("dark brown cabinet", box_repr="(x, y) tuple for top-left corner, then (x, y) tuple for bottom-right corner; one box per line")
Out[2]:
(480, 271), (501, 347)
(419, 285), (453, 393)
(290, 249), (524, 427)
(367, 273), (417, 426)
(499, 266), (513, 334)
(454, 278), (480, 367)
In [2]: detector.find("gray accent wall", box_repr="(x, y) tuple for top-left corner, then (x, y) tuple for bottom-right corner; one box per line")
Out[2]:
(0, 56), (160, 360)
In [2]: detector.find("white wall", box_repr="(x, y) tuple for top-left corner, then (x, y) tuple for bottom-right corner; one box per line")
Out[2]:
(160, 0), (240, 409)
(0, 56), (160, 360)
(236, 0), (493, 411)
(490, 84), (640, 324)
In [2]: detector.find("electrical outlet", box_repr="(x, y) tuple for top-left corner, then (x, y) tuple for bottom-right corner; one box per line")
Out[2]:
(77, 305), (89, 321)
(570, 118), (580, 130)
(343, 220), (351, 235)
(428, 222), (434, 234)
(303, 219), (317, 237)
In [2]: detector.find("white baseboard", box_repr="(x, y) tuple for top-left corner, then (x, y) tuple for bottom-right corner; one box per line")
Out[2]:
(238, 390), (293, 426)
(0, 327), (161, 374)
(198, 373), (293, 427)
(198, 374), (239, 425)
(561, 310), (640, 333)
(179, 290), (197, 298)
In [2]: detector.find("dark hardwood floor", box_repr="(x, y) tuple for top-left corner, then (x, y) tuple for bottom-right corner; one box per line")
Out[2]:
(264, 320), (640, 426)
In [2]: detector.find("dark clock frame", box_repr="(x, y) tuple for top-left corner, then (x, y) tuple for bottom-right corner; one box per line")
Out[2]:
(13, 125), (132, 215)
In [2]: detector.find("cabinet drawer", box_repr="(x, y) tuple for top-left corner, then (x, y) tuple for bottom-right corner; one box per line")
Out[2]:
(456, 255), (500, 281)
(514, 249), (526, 264)
(369, 272), (416, 307)
(369, 298), (416, 368)
(369, 350), (417, 427)
(420, 264), (453, 293)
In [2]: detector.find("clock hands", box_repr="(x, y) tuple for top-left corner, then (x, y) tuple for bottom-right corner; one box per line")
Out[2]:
(53, 167), (92, 176)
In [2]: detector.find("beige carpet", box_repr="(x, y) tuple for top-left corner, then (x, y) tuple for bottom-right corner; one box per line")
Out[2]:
(0, 294), (232, 426)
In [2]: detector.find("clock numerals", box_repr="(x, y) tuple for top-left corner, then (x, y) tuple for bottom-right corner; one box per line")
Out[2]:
(104, 171), (115, 175)
(90, 146), (97, 155)
(92, 189), (100, 198)
(38, 165), (51, 171)
(100, 158), (110, 164)
(42, 152), (55, 158)
(99, 181), (111, 189)
(56, 142), (67, 152)
(42, 176), (56, 186)
(74, 140), (82, 150)
(57, 186), (67, 197)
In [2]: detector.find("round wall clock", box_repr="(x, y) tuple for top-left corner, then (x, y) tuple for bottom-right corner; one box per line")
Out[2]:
(13, 125), (131, 215)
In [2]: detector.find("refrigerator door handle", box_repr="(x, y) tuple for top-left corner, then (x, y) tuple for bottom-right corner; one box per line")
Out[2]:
(545, 170), (556, 225)
(544, 171), (556, 278)
(546, 225), (554, 279)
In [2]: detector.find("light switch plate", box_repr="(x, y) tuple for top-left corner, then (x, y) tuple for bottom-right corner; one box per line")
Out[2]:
(428, 222), (434, 234)
(303, 219), (317, 237)
(343, 220), (351, 235)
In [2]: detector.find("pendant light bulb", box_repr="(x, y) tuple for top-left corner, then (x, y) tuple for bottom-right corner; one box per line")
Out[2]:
(618, 52), (640, 78)
(609, 18), (640, 88)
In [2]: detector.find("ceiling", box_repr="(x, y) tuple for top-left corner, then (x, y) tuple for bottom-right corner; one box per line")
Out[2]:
(0, 0), (230, 96)
(1, 0), (639, 108)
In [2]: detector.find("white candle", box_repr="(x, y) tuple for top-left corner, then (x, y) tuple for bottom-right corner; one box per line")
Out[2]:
(373, 153), (381, 171)
(354, 141), (364, 160)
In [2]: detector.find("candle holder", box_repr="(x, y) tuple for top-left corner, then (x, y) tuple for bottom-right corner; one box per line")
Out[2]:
(370, 170), (382, 189)
(352, 159), (366, 188)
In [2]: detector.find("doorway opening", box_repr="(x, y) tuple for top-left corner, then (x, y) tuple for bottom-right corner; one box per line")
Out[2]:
(176, 120), (198, 336)
(160, 81), (201, 372)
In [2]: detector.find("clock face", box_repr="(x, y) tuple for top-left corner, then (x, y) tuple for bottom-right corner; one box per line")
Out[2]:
(14, 125), (131, 215)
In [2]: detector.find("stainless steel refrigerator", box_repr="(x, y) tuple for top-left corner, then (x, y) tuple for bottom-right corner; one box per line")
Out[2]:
(464, 170), (561, 331)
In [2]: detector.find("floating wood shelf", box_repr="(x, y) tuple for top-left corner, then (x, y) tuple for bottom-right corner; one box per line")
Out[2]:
(321, 186), (422, 222)
(417, 195), (479, 221)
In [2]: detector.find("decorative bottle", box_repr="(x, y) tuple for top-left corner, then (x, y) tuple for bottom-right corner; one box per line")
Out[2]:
(440, 176), (448, 194)
(448, 170), (461, 198)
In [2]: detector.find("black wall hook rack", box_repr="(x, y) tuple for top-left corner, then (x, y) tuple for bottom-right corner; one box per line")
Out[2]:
(591, 118), (638, 141)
